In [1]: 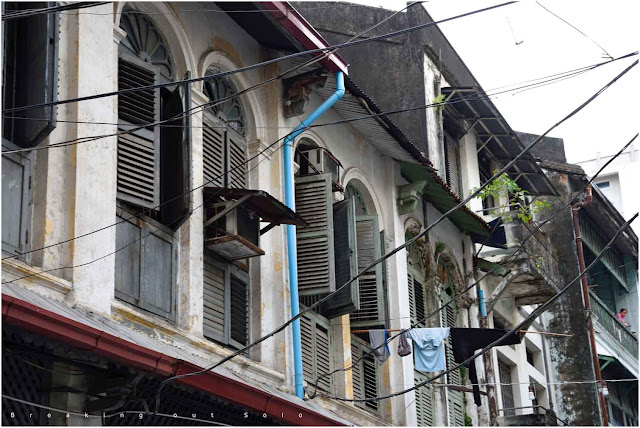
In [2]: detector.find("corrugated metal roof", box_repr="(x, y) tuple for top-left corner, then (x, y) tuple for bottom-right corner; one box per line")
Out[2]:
(441, 87), (558, 197)
(2, 283), (352, 426)
(315, 74), (429, 164)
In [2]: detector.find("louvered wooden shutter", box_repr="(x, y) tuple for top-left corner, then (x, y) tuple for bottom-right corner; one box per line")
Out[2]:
(2, 2), (58, 148)
(301, 312), (332, 392)
(117, 57), (159, 208)
(160, 87), (189, 228)
(115, 212), (174, 319)
(414, 371), (436, 426)
(227, 130), (247, 189)
(444, 138), (462, 198)
(203, 112), (225, 187)
(2, 151), (31, 258)
(351, 335), (379, 412)
(321, 198), (359, 318)
(202, 257), (249, 348)
(350, 215), (385, 327)
(203, 258), (226, 343)
(295, 174), (335, 296)
(441, 293), (465, 426)
(229, 275), (249, 347)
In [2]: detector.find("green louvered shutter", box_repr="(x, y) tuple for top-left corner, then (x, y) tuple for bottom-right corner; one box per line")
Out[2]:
(227, 129), (247, 188)
(202, 112), (225, 187)
(117, 57), (159, 209)
(414, 371), (436, 426)
(202, 257), (249, 349)
(295, 174), (335, 296)
(350, 215), (385, 327)
(229, 274), (249, 348)
(351, 335), (379, 413)
(115, 212), (174, 320)
(321, 198), (359, 318)
(441, 293), (465, 426)
(301, 311), (332, 393)
(203, 258), (226, 343)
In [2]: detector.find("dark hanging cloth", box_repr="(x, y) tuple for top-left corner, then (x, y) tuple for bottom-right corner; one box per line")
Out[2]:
(450, 328), (522, 406)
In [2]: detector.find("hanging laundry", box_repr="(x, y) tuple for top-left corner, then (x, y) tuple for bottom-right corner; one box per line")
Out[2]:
(369, 329), (391, 365)
(450, 328), (522, 406)
(397, 330), (412, 357)
(407, 328), (450, 372)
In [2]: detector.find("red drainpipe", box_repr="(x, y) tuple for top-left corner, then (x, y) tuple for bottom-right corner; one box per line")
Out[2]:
(571, 185), (608, 426)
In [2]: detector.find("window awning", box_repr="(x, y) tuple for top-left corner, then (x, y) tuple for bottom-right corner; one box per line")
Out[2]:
(441, 87), (557, 197)
(398, 161), (491, 236)
(203, 187), (308, 229)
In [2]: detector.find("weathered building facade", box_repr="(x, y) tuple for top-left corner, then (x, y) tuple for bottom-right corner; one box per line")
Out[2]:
(2, 1), (637, 427)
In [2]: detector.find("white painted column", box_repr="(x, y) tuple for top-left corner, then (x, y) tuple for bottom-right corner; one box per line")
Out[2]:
(67, 4), (118, 315)
(386, 159), (415, 426)
(176, 89), (205, 336)
(460, 130), (483, 214)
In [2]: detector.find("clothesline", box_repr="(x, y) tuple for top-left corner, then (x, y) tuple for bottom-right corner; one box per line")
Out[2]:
(351, 328), (572, 337)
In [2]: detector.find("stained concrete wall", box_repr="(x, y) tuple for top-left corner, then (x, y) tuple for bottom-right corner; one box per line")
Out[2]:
(536, 169), (602, 425)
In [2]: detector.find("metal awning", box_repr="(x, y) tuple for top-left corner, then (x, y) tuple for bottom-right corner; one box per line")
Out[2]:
(203, 187), (308, 229)
(398, 161), (491, 236)
(441, 87), (558, 196)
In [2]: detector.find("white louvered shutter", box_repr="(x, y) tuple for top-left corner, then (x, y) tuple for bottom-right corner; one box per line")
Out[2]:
(202, 112), (225, 187)
(301, 312), (333, 393)
(351, 335), (379, 413)
(350, 215), (385, 327)
(295, 174), (335, 296)
(414, 371), (436, 426)
(117, 57), (159, 208)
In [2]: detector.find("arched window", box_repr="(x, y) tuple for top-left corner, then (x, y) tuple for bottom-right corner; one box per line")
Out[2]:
(116, 5), (189, 227)
(202, 72), (247, 188)
(114, 6), (189, 320)
(438, 259), (466, 426)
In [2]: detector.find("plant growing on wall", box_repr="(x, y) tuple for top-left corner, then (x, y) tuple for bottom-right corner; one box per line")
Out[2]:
(433, 93), (447, 113)
(472, 171), (551, 223)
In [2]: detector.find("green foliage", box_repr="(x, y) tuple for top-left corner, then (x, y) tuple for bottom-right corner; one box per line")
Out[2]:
(433, 93), (446, 113)
(465, 415), (473, 426)
(435, 242), (446, 253)
(472, 171), (551, 223)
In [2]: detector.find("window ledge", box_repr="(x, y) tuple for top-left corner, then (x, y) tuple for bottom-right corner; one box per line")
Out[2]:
(1, 258), (72, 297)
(111, 300), (286, 386)
(314, 396), (392, 426)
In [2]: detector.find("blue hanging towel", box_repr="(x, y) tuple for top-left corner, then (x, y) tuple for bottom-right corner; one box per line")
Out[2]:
(407, 328), (450, 372)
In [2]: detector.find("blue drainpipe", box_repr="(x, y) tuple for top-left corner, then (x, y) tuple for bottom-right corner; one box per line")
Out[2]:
(283, 71), (345, 398)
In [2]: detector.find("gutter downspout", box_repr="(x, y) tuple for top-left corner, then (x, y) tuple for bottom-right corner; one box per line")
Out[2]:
(283, 71), (345, 398)
(571, 185), (609, 426)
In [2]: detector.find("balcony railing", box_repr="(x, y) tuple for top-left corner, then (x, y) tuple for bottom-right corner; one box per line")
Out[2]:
(589, 290), (638, 359)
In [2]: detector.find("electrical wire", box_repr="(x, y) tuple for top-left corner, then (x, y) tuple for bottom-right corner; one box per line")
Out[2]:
(315, 212), (638, 403)
(2, 1), (517, 114)
(2, 54), (616, 129)
(536, 1), (613, 60)
(312, 131), (638, 391)
(7, 49), (635, 158)
(1, 2), (109, 20)
(151, 59), (637, 411)
(2, 0), (429, 280)
(0, 2), (426, 266)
